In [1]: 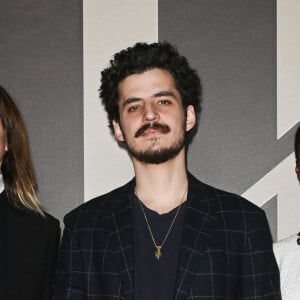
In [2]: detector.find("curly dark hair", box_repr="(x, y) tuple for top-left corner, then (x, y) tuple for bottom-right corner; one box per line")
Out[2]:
(295, 125), (300, 162)
(99, 42), (202, 141)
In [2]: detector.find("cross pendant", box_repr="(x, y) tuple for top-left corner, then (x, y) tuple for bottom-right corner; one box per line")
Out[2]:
(155, 246), (162, 260)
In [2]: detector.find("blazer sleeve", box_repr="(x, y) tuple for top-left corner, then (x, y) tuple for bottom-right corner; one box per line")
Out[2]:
(54, 214), (85, 300)
(42, 218), (61, 300)
(240, 210), (281, 299)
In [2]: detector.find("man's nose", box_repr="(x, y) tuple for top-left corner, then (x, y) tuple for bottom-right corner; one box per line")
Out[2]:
(142, 102), (159, 122)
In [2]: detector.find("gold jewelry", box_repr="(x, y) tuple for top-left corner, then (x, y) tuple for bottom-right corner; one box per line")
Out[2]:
(135, 186), (187, 260)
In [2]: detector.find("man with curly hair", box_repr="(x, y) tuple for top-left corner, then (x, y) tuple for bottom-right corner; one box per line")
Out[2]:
(55, 42), (281, 300)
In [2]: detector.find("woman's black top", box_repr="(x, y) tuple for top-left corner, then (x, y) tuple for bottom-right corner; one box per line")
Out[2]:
(0, 191), (60, 300)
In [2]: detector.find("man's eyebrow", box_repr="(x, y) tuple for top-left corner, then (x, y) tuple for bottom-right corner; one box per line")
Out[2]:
(122, 91), (178, 107)
(152, 91), (177, 99)
(123, 97), (142, 107)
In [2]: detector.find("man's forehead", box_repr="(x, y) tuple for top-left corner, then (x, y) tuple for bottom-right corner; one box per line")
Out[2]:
(117, 68), (179, 101)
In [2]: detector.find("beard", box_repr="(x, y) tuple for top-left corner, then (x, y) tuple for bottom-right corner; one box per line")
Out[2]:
(123, 121), (186, 164)
(127, 136), (185, 164)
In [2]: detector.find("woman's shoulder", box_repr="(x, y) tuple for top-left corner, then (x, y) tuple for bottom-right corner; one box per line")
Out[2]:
(273, 233), (300, 268)
(274, 233), (299, 251)
(1, 190), (59, 230)
(19, 207), (60, 232)
(43, 211), (60, 230)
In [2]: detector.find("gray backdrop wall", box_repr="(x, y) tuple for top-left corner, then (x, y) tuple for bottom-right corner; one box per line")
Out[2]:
(0, 0), (83, 223)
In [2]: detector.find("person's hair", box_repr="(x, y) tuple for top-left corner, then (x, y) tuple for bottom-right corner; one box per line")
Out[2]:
(100, 41), (202, 142)
(0, 85), (44, 215)
(295, 125), (300, 162)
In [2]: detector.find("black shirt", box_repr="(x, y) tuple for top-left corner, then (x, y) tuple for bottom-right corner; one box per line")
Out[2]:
(132, 194), (187, 300)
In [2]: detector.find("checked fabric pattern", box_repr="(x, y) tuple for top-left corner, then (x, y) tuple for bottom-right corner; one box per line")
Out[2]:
(54, 173), (281, 300)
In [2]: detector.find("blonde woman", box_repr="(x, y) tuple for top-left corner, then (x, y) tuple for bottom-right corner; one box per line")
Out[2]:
(0, 85), (60, 300)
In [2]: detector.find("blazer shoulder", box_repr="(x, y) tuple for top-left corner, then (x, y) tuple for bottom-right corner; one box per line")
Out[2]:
(64, 178), (134, 229)
(188, 173), (266, 235)
(189, 173), (263, 214)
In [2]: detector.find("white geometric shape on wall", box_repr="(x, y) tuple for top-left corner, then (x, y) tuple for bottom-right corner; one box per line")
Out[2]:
(243, 153), (300, 240)
(83, 0), (158, 202)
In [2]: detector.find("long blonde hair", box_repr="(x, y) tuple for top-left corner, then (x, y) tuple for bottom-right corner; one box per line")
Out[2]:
(0, 85), (44, 215)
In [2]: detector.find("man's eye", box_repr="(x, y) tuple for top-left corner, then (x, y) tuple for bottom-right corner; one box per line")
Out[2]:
(128, 105), (140, 112)
(159, 99), (171, 105)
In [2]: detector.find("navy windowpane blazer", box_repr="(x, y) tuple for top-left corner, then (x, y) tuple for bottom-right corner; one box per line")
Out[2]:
(54, 173), (281, 299)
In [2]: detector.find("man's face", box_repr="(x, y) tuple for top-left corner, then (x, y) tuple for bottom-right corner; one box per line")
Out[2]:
(113, 68), (196, 164)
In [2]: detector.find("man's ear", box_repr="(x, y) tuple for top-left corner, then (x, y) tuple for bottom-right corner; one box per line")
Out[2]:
(185, 105), (196, 132)
(112, 120), (125, 142)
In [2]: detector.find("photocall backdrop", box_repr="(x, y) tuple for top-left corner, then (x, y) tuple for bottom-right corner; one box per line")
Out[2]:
(0, 0), (299, 241)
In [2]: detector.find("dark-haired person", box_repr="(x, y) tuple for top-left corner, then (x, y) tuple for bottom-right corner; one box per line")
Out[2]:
(0, 85), (60, 300)
(55, 42), (281, 299)
(273, 125), (300, 299)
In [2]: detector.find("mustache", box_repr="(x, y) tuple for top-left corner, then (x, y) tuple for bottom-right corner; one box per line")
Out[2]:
(134, 122), (170, 138)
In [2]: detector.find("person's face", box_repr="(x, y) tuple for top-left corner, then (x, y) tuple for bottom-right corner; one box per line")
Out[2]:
(0, 120), (7, 167)
(113, 68), (196, 164)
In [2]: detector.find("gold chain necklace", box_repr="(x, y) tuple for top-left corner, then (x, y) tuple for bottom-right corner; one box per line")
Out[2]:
(135, 186), (187, 260)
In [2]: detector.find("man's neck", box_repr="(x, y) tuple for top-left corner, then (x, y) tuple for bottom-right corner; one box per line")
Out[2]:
(133, 151), (188, 214)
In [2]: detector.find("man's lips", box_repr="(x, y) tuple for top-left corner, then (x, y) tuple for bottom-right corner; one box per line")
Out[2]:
(134, 122), (170, 138)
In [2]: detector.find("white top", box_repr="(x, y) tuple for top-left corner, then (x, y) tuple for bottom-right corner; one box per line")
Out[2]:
(273, 233), (300, 300)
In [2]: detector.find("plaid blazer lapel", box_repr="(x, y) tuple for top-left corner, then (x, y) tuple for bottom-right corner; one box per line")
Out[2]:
(174, 176), (217, 300)
(103, 182), (135, 300)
